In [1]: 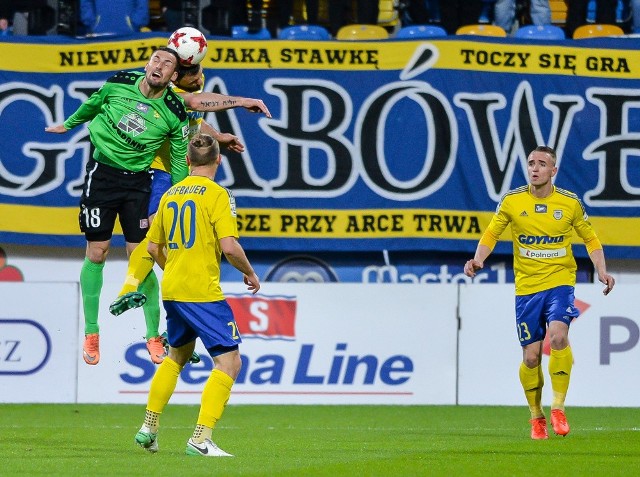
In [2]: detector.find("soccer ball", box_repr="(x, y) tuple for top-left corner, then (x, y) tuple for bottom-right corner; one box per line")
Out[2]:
(167, 27), (208, 66)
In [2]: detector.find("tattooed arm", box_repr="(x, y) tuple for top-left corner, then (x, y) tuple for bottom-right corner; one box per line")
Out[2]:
(179, 92), (272, 117)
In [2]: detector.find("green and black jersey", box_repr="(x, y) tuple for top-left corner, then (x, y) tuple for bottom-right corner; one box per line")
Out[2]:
(64, 71), (189, 184)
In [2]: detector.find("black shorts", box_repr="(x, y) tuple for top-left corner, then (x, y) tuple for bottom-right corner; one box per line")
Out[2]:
(79, 158), (152, 243)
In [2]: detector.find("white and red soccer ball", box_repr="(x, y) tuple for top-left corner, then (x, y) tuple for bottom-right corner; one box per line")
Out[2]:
(167, 27), (208, 66)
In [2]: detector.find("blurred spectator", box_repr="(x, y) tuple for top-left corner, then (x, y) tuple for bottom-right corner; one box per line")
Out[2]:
(400, 0), (438, 26)
(494, 0), (551, 34)
(329, 0), (379, 36)
(201, 0), (236, 36)
(224, 0), (265, 32)
(631, 0), (640, 31)
(0, 2), (10, 35)
(278, 0), (319, 29)
(160, 0), (181, 32)
(247, 0), (265, 32)
(5, 0), (55, 35)
(438, 0), (484, 34)
(0, 17), (12, 36)
(80, 0), (149, 35)
(565, 0), (617, 37)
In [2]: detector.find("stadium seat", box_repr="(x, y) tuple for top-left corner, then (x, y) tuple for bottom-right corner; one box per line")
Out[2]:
(395, 25), (447, 39)
(231, 26), (272, 39)
(550, 0), (568, 26)
(278, 25), (331, 40)
(455, 24), (507, 37)
(572, 23), (625, 39)
(336, 24), (390, 40)
(514, 24), (566, 40)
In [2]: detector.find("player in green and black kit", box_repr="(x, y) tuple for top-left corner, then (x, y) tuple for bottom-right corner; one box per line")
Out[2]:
(47, 46), (272, 366)
(46, 47), (189, 365)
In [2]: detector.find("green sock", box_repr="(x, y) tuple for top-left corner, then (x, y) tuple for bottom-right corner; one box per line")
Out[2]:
(80, 257), (104, 335)
(140, 270), (160, 340)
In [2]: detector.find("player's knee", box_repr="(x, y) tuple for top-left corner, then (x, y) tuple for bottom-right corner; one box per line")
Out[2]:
(523, 355), (540, 368)
(215, 352), (242, 380)
(86, 245), (109, 263)
(549, 333), (569, 350)
(548, 321), (569, 350)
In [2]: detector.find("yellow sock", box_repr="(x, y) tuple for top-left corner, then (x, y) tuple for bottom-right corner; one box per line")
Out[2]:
(192, 369), (234, 442)
(519, 362), (544, 419)
(147, 357), (182, 415)
(118, 237), (154, 296)
(191, 424), (213, 443)
(143, 409), (161, 434)
(549, 346), (573, 411)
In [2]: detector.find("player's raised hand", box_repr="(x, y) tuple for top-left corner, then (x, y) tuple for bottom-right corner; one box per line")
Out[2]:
(464, 259), (483, 278)
(45, 125), (68, 134)
(240, 98), (272, 118)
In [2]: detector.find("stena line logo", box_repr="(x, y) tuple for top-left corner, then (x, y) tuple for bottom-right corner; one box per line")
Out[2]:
(227, 294), (297, 340)
(119, 292), (415, 393)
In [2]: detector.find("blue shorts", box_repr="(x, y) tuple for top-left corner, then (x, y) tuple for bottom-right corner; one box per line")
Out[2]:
(163, 300), (242, 357)
(515, 285), (579, 346)
(149, 169), (172, 217)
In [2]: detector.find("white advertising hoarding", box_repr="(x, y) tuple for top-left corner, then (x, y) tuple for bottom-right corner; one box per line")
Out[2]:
(458, 284), (640, 407)
(2, 280), (637, 406)
(0, 282), (79, 403)
(77, 283), (459, 405)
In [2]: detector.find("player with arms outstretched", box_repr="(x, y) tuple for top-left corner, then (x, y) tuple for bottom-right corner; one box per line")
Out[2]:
(109, 59), (269, 364)
(464, 145), (615, 440)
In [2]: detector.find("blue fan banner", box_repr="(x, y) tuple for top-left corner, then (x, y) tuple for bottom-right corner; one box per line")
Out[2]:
(0, 34), (639, 257)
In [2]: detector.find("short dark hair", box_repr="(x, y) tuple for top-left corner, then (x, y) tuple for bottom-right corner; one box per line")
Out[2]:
(533, 145), (557, 164)
(154, 46), (181, 70)
(188, 133), (220, 166)
(176, 63), (201, 82)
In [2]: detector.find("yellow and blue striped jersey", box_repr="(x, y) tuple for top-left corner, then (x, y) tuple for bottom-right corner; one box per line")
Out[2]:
(147, 175), (239, 302)
(480, 185), (602, 295)
(151, 78), (205, 182)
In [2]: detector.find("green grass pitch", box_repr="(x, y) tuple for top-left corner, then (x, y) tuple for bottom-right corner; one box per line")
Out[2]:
(0, 404), (638, 476)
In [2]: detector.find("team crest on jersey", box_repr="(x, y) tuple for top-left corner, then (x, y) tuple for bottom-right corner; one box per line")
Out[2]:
(118, 113), (145, 136)
(140, 218), (149, 228)
(535, 204), (547, 213)
(136, 102), (149, 113)
(553, 209), (563, 220)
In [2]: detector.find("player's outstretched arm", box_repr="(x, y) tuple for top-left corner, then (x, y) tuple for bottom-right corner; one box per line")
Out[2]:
(180, 92), (272, 117)
(45, 125), (68, 134)
(220, 236), (260, 294)
(589, 248), (615, 295)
